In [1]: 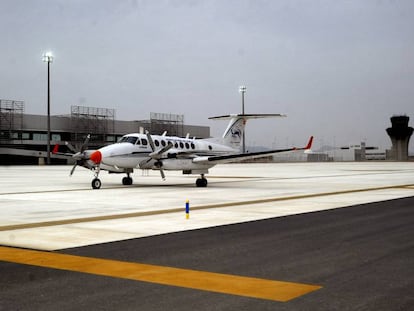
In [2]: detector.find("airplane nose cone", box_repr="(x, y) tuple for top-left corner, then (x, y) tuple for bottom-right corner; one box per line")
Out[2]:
(90, 150), (102, 164)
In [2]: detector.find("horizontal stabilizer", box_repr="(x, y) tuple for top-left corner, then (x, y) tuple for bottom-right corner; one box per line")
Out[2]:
(209, 113), (286, 120)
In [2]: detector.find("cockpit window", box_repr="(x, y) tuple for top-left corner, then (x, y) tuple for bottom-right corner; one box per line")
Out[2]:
(126, 136), (138, 144)
(118, 136), (128, 143)
(119, 136), (138, 144)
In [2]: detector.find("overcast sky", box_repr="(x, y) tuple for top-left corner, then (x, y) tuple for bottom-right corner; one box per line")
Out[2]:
(1, 0), (413, 151)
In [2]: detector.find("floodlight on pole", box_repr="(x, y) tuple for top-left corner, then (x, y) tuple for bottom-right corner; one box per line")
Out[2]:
(239, 85), (246, 114)
(239, 85), (247, 153)
(42, 52), (53, 63)
(43, 51), (53, 165)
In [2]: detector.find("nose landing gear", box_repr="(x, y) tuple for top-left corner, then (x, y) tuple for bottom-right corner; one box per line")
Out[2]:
(91, 166), (102, 189)
(92, 178), (102, 189)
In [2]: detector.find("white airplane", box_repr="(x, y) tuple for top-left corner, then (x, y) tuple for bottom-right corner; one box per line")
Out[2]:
(54, 114), (313, 189)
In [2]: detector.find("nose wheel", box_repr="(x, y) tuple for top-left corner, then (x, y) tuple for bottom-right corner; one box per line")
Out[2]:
(91, 166), (102, 189)
(92, 178), (102, 189)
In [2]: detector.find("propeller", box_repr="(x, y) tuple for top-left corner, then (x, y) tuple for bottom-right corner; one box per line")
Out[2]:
(66, 134), (92, 176)
(145, 131), (173, 180)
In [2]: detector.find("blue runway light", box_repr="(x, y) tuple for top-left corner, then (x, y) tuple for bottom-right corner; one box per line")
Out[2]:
(185, 200), (190, 219)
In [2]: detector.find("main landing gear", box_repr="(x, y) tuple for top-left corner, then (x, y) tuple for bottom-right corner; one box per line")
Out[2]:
(122, 173), (133, 185)
(195, 174), (208, 187)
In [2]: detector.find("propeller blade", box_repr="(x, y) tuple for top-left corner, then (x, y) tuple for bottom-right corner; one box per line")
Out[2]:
(149, 142), (174, 159)
(66, 135), (93, 176)
(70, 164), (77, 176)
(145, 131), (156, 152)
(145, 130), (170, 181)
(65, 141), (77, 153)
(72, 151), (83, 161)
(158, 142), (173, 155)
(81, 134), (91, 152)
(160, 167), (166, 180)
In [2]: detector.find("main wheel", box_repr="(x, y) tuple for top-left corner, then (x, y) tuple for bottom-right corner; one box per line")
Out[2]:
(122, 176), (133, 185)
(92, 178), (102, 189)
(196, 178), (208, 187)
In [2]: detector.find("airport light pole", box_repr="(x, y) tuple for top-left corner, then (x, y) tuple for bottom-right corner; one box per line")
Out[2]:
(43, 52), (53, 165)
(239, 85), (247, 153)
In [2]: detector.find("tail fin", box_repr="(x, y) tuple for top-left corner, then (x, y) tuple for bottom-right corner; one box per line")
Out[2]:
(305, 136), (313, 150)
(209, 114), (287, 149)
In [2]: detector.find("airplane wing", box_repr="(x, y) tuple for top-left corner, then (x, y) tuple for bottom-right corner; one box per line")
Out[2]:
(193, 136), (313, 165)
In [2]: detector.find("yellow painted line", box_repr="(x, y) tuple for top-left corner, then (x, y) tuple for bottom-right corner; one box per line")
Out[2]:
(1, 183), (414, 232)
(0, 246), (321, 302)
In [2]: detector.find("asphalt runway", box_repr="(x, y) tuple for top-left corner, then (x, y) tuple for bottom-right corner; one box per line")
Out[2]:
(1, 163), (414, 250)
(1, 197), (413, 311)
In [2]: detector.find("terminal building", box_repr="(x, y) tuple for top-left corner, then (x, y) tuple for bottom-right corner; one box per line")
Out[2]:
(0, 100), (209, 164)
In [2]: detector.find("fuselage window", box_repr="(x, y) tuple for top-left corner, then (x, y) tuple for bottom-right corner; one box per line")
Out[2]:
(155, 140), (160, 147)
(179, 142), (184, 149)
(208, 145), (212, 150)
(191, 143), (195, 149)
(161, 140), (166, 147)
(141, 138), (148, 146)
(185, 143), (189, 149)
(174, 142), (178, 148)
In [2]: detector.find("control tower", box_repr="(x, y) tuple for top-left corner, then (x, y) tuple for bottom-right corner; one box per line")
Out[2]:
(386, 115), (413, 161)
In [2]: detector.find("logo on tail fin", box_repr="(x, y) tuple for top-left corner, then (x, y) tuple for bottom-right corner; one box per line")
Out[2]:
(231, 128), (241, 139)
(223, 117), (245, 149)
